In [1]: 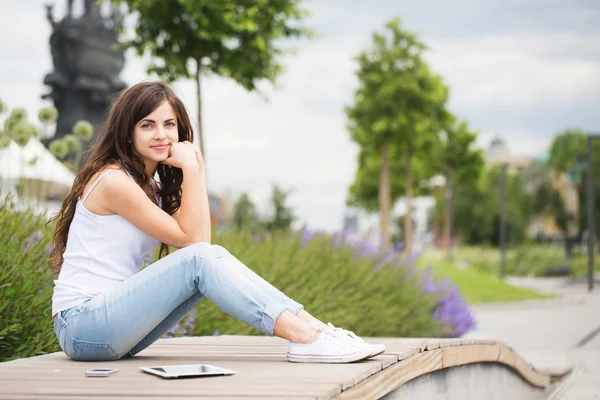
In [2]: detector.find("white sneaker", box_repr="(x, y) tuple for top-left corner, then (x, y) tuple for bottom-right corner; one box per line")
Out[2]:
(287, 326), (373, 363)
(326, 322), (386, 358)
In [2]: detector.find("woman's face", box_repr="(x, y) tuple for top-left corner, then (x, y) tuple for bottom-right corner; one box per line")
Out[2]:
(132, 100), (179, 171)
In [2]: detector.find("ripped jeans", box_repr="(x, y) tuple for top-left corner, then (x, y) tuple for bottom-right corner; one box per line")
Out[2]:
(53, 242), (303, 361)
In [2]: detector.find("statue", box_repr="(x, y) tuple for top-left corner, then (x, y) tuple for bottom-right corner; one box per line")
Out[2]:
(43, 0), (126, 149)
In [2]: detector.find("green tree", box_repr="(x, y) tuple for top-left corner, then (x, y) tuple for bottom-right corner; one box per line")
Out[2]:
(547, 129), (596, 240)
(533, 180), (574, 241)
(345, 18), (447, 252)
(111, 0), (312, 163)
(434, 115), (483, 257)
(232, 193), (260, 231)
(448, 167), (532, 246)
(263, 184), (294, 232)
(548, 130), (587, 174)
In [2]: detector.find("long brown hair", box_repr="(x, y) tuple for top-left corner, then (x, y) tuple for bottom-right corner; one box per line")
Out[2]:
(48, 81), (194, 273)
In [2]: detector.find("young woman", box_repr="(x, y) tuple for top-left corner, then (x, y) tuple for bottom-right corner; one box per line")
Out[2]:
(49, 81), (385, 364)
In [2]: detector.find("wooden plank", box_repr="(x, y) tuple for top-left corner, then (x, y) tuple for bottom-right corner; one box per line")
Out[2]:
(459, 338), (499, 346)
(442, 344), (500, 368)
(334, 350), (443, 400)
(0, 366), (368, 393)
(424, 339), (441, 350)
(497, 346), (550, 388)
(384, 348), (419, 362)
(0, 357), (380, 394)
(0, 380), (341, 398)
(0, 335), (555, 400)
(163, 336), (289, 346)
(362, 338), (428, 352)
(0, 396), (316, 400)
(424, 338), (461, 350)
(367, 354), (397, 369)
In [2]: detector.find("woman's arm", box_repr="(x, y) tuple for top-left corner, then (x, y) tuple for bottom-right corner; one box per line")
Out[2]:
(98, 142), (211, 248)
(178, 163), (211, 243)
(99, 172), (204, 248)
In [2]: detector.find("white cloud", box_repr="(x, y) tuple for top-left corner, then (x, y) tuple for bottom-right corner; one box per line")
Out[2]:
(427, 33), (600, 108)
(1, 1), (598, 232)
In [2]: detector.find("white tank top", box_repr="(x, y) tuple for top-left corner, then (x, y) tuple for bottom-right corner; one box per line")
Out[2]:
(51, 169), (161, 317)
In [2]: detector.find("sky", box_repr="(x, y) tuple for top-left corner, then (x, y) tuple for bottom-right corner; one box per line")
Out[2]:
(1, 0), (599, 232)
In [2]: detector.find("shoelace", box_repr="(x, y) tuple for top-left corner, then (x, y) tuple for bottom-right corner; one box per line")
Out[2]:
(322, 331), (347, 347)
(327, 322), (365, 343)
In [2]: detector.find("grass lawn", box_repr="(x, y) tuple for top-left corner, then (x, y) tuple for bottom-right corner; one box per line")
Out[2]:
(417, 258), (554, 303)
(430, 244), (600, 277)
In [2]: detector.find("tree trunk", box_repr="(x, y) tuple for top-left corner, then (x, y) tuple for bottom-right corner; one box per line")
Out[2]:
(379, 138), (391, 250)
(443, 176), (452, 259)
(195, 60), (205, 161)
(404, 152), (413, 254)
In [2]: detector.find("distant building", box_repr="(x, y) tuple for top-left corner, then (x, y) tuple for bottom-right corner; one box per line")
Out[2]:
(485, 137), (533, 174)
(485, 136), (578, 240)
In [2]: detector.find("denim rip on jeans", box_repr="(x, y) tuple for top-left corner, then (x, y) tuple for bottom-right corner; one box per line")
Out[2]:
(53, 242), (303, 361)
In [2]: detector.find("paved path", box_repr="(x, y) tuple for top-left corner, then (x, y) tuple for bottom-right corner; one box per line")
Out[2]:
(464, 276), (600, 399)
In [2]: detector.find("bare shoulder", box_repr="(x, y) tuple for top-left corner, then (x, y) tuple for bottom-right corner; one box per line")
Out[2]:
(81, 164), (141, 215)
(97, 167), (141, 197)
(82, 164), (124, 194)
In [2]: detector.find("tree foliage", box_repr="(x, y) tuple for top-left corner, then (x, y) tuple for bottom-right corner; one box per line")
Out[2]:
(432, 114), (483, 255)
(263, 184), (295, 232)
(111, 0), (312, 161)
(231, 193), (260, 231)
(231, 184), (295, 233)
(444, 167), (533, 246)
(345, 18), (448, 251)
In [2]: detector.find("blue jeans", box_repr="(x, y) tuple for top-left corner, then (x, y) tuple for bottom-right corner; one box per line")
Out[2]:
(53, 242), (303, 361)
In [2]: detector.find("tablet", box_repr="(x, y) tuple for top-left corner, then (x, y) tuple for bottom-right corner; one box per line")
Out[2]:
(139, 364), (236, 379)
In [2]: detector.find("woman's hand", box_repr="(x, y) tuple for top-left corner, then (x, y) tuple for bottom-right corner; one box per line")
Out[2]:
(163, 142), (198, 170)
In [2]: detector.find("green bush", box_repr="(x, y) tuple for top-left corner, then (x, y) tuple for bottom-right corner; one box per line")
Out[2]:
(448, 244), (600, 277)
(1, 204), (452, 361)
(0, 196), (60, 362)
(181, 229), (448, 338)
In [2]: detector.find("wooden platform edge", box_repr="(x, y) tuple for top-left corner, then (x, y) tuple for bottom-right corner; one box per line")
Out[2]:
(334, 342), (563, 400)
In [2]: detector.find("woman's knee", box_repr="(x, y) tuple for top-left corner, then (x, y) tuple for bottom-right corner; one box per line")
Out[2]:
(184, 241), (213, 256)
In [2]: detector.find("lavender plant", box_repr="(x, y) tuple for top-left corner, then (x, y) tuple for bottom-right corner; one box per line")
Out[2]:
(309, 228), (476, 338)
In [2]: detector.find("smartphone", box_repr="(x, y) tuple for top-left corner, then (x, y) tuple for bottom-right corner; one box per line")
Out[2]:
(85, 368), (119, 377)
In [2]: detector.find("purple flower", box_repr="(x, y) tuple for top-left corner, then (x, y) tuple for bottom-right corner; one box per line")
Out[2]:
(341, 230), (352, 246)
(331, 233), (341, 248)
(185, 309), (197, 332)
(374, 250), (394, 270)
(421, 266), (476, 337)
(403, 250), (422, 268)
(31, 231), (42, 243)
(46, 243), (55, 254)
(301, 228), (314, 248)
(212, 330), (220, 336)
(360, 241), (379, 258)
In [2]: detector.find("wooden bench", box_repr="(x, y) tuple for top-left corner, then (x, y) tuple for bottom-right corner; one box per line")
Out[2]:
(0, 336), (570, 399)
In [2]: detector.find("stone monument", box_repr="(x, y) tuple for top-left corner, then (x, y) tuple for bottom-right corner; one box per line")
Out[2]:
(43, 0), (126, 148)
